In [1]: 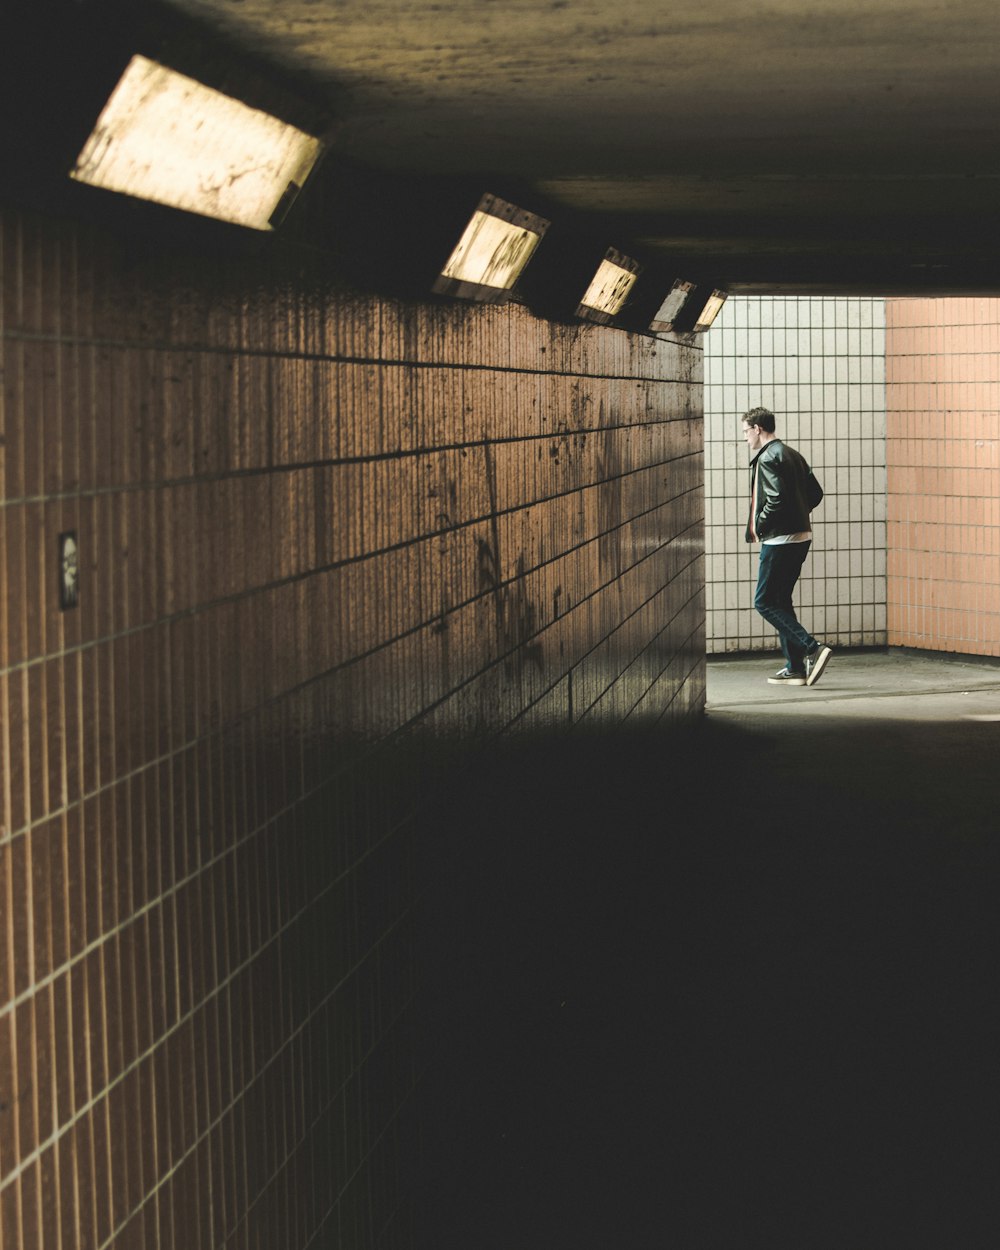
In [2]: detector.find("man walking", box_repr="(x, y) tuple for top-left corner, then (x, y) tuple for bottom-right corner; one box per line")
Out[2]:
(742, 406), (832, 687)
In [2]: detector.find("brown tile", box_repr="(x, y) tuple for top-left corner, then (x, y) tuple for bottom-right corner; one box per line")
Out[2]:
(68, 959), (91, 1116)
(54, 1131), (78, 1250)
(0, 1172), (20, 1250)
(172, 880), (194, 1023)
(78, 644), (100, 798)
(14, 1000), (38, 1166)
(81, 794), (103, 948)
(208, 1122), (227, 1245)
(155, 1173), (176, 1250)
(202, 995), (222, 1128)
(194, 1138), (215, 1249)
(20, 1162), (41, 1250)
(159, 896), (180, 1036)
(53, 971), (74, 1131)
(25, 661), (49, 825)
(111, 781), (130, 930)
(108, 1078), (131, 1228)
(72, 1116), (97, 1250)
(40, 1140), (60, 1250)
(63, 649), (83, 806)
(20, 342), (45, 501)
(127, 775), (147, 916)
(121, 1065), (145, 1214)
(133, 915), (153, 1060)
(170, 1154), (199, 1250)
(91, 1097), (113, 1246)
(156, 758), (176, 898)
(164, 1032), (187, 1174)
(103, 937), (126, 1089)
(6, 672), (28, 838)
(0, 841), (9, 1008)
(116, 923), (139, 1072)
(113, 629), (134, 779)
(139, 1055), (158, 1208)
(0, 1009), (15, 1177)
(9, 832), (32, 996)
(30, 819), (53, 982)
(140, 909), (165, 1054)
(82, 948), (106, 1102)
(65, 806), (86, 963)
(141, 765), (163, 906)
(92, 645), (114, 800)
(151, 1045), (172, 1180)
(34, 984), (55, 1143)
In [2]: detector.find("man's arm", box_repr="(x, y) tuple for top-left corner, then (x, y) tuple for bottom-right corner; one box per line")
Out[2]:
(754, 456), (785, 537)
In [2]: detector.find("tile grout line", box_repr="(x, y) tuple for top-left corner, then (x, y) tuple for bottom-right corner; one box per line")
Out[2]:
(0, 812), (416, 1201)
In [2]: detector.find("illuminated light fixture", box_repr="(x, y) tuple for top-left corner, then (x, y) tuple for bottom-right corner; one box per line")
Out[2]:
(433, 193), (549, 301)
(649, 279), (696, 333)
(70, 54), (323, 230)
(691, 289), (728, 332)
(575, 248), (641, 324)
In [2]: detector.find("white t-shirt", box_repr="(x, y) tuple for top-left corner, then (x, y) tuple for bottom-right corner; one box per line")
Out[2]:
(762, 531), (811, 545)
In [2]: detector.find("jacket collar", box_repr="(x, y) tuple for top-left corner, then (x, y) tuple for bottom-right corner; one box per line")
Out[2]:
(749, 438), (782, 468)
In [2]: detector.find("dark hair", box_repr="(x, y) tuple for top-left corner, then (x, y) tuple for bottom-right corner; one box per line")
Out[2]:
(742, 406), (775, 433)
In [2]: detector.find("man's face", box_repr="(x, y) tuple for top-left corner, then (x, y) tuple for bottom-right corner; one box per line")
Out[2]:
(742, 421), (766, 454)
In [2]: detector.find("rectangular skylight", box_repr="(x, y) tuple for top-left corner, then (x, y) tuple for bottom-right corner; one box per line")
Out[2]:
(70, 55), (323, 230)
(433, 194), (549, 301)
(692, 290), (728, 332)
(649, 279), (695, 333)
(576, 248), (641, 323)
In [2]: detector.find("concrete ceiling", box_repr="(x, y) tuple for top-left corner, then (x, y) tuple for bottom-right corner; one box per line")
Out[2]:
(159, 0), (1000, 295)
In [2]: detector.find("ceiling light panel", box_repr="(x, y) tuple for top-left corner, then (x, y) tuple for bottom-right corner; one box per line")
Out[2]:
(70, 55), (323, 230)
(649, 279), (695, 333)
(693, 290), (728, 332)
(576, 248), (641, 323)
(434, 194), (549, 301)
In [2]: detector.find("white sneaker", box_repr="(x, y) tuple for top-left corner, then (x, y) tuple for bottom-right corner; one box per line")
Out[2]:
(768, 667), (806, 686)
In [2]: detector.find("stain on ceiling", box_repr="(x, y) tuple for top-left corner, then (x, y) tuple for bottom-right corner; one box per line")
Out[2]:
(156, 0), (1000, 294)
(6, 0), (1000, 295)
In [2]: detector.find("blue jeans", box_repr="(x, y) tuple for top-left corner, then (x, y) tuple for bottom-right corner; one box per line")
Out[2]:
(754, 541), (817, 673)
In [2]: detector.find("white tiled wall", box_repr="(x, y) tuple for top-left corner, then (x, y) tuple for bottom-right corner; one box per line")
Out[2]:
(704, 296), (888, 654)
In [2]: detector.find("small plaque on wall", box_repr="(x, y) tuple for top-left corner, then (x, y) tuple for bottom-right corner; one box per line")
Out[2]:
(58, 531), (80, 610)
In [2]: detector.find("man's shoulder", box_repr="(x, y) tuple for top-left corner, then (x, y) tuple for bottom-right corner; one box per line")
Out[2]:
(758, 439), (786, 462)
(765, 439), (804, 464)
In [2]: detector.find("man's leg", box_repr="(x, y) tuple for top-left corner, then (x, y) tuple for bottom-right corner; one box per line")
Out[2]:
(754, 542), (817, 671)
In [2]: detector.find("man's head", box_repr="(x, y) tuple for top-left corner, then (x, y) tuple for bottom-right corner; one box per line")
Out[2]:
(742, 406), (776, 433)
(741, 406), (776, 454)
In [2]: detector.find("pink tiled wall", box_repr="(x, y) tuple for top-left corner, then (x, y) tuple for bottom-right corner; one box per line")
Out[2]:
(886, 299), (1000, 655)
(0, 204), (704, 1248)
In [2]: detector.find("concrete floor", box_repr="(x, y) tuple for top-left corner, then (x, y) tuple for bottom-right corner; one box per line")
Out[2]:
(708, 645), (1000, 724)
(421, 648), (1000, 1249)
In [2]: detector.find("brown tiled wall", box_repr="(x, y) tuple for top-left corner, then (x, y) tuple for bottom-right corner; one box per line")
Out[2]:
(886, 299), (1000, 655)
(0, 205), (704, 1248)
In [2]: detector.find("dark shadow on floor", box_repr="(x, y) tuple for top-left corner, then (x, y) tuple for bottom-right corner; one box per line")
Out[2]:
(415, 712), (1000, 1249)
